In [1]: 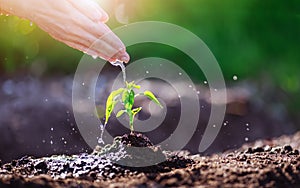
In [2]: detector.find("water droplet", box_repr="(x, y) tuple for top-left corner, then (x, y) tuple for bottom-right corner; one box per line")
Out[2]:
(223, 122), (227, 126)
(82, 82), (85, 86)
(197, 91), (200, 94)
(233, 75), (238, 81)
(50, 140), (53, 145)
(98, 138), (104, 144)
(214, 89), (218, 92)
(212, 124), (216, 128)
(246, 128), (250, 131)
(92, 55), (97, 59)
(45, 98), (48, 102)
(246, 123), (249, 126)
(61, 137), (65, 140)
(42, 140), (46, 143)
(146, 71), (149, 74)
(245, 137), (249, 142)
(50, 127), (54, 131)
(64, 141), (67, 144)
(204, 81), (208, 84)
(188, 85), (192, 88)
(178, 95), (181, 98)
(179, 72), (182, 76)
(30, 22), (33, 26)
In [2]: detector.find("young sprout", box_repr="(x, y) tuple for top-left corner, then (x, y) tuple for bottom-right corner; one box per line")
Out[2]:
(105, 81), (163, 132)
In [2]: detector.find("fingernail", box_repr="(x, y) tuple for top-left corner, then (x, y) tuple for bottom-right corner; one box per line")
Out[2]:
(101, 12), (109, 23)
(119, 52), (130, 63)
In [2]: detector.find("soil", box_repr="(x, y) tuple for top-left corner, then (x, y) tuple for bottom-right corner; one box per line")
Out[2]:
(0, 76), (296, 163)
(0, 132), (300, 188)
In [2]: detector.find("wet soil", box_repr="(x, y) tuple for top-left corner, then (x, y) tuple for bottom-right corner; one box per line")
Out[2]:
(1, 132), (300, 188)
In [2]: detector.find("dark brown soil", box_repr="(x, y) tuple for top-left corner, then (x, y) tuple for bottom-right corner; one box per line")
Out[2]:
(1, 132), (300, 188)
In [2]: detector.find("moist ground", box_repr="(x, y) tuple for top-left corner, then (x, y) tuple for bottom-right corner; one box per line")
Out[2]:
(0, 132), (300, 188)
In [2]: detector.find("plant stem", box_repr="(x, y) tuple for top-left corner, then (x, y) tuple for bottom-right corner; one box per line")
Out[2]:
(129, 117), (134, 132)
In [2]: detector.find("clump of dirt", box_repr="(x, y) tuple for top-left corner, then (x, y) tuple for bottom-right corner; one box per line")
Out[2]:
(93, 132), (173, 170)
(0, 132), (300, 188)
(119, 132), (154, 147)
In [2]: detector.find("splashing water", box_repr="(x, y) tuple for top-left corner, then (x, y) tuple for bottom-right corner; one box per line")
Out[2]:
(98, 124), (106, 144)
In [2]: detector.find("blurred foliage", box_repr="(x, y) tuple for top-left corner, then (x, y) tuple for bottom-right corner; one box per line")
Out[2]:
(0, 0), (299, 116)
(0, 16), (82, 75)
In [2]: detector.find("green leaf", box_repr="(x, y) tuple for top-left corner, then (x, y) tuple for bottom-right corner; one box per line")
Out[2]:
(126, 81), (134, 89)
(121, 90), (128, 103)
(129, 90), (135, 105)
(122, 89), (135, 112)
(126, 81), (140, 89)
(132, 83), (141, 89)
(105, 100), (117, 124)
(105, 88), (125, 124)
(116, 110), (126, 117)
(143, 90), (163, 108)
(132, 107), (142, 115)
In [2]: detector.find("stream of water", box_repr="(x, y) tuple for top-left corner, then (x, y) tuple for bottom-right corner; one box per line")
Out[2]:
(98, 61), (127, 145)
(112, 61), (126, 84)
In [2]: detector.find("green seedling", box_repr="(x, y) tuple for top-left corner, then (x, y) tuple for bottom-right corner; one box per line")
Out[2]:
(105, 81), (163, 132)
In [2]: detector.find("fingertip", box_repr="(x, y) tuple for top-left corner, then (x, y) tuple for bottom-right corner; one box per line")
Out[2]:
(101, 11), (109, 23)
(119, 52), (130, 63)
(90, 0), (109, 23)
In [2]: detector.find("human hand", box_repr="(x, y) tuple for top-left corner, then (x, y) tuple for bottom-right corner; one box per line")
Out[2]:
(1, 0), (130, 63)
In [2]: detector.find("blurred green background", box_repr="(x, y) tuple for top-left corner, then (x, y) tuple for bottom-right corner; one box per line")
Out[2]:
(0, 0), (299, 121)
